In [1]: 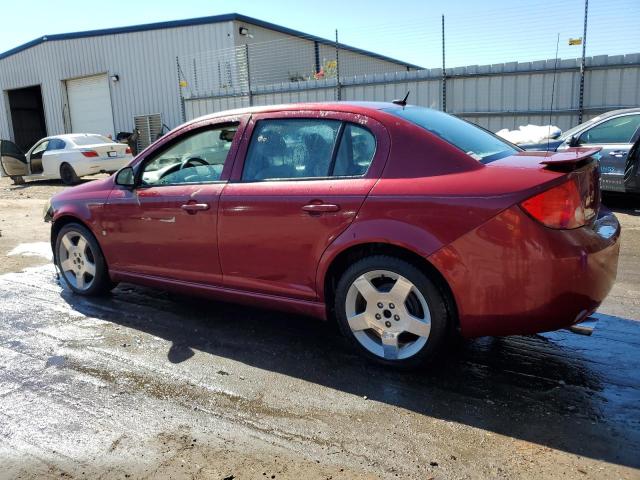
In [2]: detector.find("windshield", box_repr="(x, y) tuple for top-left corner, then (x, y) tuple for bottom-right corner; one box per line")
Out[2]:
(384, 106), (519, 163)
(71, 135), (114, 146)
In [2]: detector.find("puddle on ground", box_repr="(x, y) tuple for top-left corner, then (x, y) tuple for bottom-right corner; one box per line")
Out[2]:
(46, 355), (66, 368)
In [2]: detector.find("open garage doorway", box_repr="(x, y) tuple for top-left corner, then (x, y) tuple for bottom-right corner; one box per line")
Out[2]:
(7, 85), (47, 152)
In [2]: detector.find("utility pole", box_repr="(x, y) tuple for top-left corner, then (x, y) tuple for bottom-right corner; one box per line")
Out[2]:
(441, 15), (446, 112)
(578, 0), (588, 123)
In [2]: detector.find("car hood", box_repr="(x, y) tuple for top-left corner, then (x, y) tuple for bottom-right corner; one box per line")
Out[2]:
(519, 139), (564, 151)
(52, 176), (115, 204)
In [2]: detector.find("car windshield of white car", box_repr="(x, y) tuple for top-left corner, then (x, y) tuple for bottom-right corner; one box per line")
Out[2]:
(72, 135), (114, 146)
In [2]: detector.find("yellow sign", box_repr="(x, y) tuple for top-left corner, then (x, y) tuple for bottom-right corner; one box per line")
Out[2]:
(569, 38), (582, 46)
(179, 80), (188, 87)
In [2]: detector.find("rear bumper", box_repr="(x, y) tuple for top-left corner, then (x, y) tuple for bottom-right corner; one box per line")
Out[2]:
(76, 157), (132, 176)
(429, 206), (621, 338)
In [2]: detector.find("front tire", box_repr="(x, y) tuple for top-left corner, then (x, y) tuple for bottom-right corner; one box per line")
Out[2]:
(334, 256), (450, 368)
(60, 163), (79, 185)
(55, 223), (114, 295)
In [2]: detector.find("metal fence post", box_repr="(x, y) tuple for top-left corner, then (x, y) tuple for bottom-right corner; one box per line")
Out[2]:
(335, 29), (342, 101)
(176, 56), (186, 123)
(244, 44), (253, 106)
(578, 0), (588, 123)
(441, 15), (447, 112)
(192, 58), (199, 95)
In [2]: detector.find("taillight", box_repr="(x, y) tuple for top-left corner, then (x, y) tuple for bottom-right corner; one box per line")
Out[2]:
(520, 178), (588, 229)
(125, 147), (132, 154)
(81, 150), (99, 158)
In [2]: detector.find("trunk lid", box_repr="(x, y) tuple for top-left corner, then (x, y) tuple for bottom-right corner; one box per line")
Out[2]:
(489, 147), (601, 171)
(80, 142), (128, 159)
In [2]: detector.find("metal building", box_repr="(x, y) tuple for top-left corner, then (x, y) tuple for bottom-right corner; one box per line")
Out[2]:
(0, 13), (416, 151)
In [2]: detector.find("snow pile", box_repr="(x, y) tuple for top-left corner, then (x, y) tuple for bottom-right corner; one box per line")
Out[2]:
(496, 125), (562, 145)
(8, 242), (53, 260)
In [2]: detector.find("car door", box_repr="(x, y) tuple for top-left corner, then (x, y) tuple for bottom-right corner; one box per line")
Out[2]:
(27, 139), (49, 176)
(574, 113), (640, 192)
(624, 137), (640, 193)
(0, 140), (29, 177)
(218, 110), (390, 300)
(102, 117), (248, 285)
(40, 138), (67, 176)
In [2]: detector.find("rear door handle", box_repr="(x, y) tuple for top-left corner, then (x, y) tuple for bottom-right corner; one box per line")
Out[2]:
(181, 202), (210, 213)
(302, 203), (340, 213)
(609, 150), (628, 158)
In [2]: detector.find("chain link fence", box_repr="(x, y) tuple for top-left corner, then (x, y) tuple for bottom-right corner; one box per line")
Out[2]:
(176, 0), (640, 131)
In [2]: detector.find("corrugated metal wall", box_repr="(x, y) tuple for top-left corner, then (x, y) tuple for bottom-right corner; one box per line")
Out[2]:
(0, 21), (236, 140)
(185, 53), (640, 132)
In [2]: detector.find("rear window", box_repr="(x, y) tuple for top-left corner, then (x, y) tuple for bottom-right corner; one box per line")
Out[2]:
(384, 106), (519, 163)
(71, 135), (114, 146)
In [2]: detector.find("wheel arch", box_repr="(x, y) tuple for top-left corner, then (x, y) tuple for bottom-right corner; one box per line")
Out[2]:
(51, 215), (101, 261)
(321, 241), (459, 331)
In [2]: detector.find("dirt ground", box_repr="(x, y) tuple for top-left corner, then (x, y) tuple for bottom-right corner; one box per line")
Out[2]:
(0, 175), (639, 480)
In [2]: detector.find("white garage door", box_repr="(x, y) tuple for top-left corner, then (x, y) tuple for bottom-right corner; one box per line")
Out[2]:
(67, 74), (114, 136)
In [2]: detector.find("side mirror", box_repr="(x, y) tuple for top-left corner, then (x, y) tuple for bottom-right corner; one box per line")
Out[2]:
(115, 166), (135, 188)
(568, 135), (580, 147)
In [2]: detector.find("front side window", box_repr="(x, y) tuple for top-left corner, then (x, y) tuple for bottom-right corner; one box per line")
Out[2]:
(31, 141), (49, 158)
(242, 118), (376, 181)
(384, 106), (519, 163)
(580, 115), (640, 145)
(140, 124), (238, 186)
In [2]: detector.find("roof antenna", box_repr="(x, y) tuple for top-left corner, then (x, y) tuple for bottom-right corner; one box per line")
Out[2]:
(547, 33), (560, 152)
(392, 91), (410, 108)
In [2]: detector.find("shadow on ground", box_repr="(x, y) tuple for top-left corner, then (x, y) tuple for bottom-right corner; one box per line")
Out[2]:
(59, 281), (640, 469)
(603, 192), (640, 216)
(5, 178), (94, 191)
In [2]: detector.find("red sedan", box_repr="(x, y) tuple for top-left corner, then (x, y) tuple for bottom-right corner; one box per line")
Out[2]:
(44, 102), (621, 367)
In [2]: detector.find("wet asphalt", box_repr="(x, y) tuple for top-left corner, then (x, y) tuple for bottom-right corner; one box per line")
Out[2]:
(1, 260), (639, 478)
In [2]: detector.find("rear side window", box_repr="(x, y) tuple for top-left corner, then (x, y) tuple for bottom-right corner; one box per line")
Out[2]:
(580, 115), (640, 144)
(333, 123), (376, 176)
(47, 139), (66, 150)
(384, 106), (518, 163)
(242, 119), (376, 181)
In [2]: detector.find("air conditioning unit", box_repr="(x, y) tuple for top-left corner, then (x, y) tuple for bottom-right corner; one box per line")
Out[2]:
(133, 113), (163, 152)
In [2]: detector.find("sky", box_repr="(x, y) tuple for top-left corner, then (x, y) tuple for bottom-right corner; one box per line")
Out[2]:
(0, 0), (638, 68)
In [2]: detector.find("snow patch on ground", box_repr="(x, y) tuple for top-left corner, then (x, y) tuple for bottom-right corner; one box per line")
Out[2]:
(7, 242), (53, 261)
(496, 124), (562, 145)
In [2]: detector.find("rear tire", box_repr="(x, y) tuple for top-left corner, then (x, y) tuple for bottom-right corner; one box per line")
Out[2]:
(55, 223), (115, 296)
(334, 255), (450, 368)
(60, 163), (79, 185)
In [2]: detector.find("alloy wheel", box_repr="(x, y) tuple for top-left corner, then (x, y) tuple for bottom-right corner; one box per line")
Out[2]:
(58, 231), (97, 291)
(345, 269), (431, 360)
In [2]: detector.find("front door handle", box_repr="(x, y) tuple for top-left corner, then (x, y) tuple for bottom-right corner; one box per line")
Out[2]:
(181, 202), (210, 213)
(302, 203), (340, 213)
(609, 150), (628, 158)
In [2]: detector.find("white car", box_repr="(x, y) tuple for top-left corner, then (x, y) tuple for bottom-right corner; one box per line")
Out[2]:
(0, 134), (134, 185)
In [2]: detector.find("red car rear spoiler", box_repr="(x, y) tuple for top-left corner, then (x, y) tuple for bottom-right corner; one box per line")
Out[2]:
(539, 147), (602, 171)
